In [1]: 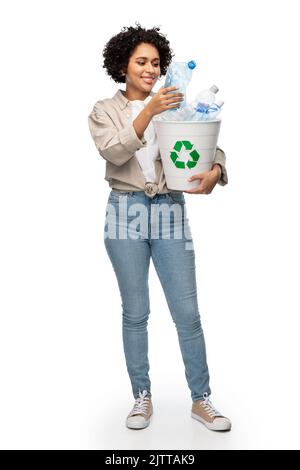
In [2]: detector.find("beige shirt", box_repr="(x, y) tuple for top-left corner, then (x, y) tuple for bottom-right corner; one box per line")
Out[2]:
(88, 89), (228, 192)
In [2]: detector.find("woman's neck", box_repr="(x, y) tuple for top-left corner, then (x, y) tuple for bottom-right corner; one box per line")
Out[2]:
(122, 89), (150, 102)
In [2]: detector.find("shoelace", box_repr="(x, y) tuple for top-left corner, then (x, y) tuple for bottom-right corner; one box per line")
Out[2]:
(200, 392), (222, 418)
(130, 390), (150, 416)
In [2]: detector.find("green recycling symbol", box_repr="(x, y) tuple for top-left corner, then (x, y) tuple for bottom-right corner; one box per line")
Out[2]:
(170, 140), (200, 169)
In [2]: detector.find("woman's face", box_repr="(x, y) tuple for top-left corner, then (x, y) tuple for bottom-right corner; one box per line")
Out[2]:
(122, 42), (161, 98)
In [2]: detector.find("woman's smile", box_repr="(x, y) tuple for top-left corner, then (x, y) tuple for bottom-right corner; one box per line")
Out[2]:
(141, 76), (155, 85)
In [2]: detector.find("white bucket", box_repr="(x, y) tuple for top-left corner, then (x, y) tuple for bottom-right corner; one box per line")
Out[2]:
(153, 119), (221, 190)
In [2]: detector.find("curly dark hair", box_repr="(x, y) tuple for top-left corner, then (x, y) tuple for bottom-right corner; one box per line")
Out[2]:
(102, 22), (174, 83)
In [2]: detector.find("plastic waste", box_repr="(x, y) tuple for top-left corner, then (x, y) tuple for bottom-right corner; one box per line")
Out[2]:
(172, 103), (197, 121)
(193, 85), (219, 112)
(163, 60), (196, 110)
(200, 99), (224, 121)
(153, 69), (224, 122)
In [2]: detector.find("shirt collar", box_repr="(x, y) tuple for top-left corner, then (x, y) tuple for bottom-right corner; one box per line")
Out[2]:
(113, 89), (155, 110)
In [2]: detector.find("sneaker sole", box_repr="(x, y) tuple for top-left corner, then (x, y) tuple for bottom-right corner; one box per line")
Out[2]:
(191, 412), (231, 431)
(126, 411), (153, 430)
(126, 418), (150, 430)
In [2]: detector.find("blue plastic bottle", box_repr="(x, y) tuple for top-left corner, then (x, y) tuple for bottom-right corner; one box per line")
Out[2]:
(194, 99), (224, 121)
(204, 99), (224, 120)
(164, 60), (196, 110)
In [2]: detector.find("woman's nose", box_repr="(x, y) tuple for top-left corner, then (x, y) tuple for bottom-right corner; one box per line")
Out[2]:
(145, 64), (155, 73)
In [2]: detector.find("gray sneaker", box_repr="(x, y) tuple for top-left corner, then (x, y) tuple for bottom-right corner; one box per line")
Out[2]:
(191, 393), (231, 431)
(126, 390), (153, 429)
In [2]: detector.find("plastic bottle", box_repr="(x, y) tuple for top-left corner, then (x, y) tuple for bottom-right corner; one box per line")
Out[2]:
(193, 99), (224, 121)
(193, 85), (219, 112)
(174, 103), (197, 121)
(203, 99), (224, 120)
(164, 60), (197, 110)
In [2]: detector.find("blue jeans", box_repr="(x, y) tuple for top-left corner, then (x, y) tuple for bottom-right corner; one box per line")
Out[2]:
(103, 190), (211, 402)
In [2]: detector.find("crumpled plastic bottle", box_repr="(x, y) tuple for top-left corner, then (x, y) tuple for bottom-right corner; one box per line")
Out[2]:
(193, 85), (219, 112)
(163, 60), (196, 115)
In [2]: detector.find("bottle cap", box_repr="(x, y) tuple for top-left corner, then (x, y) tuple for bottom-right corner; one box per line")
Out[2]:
(215, 99), (224, 108)
(188, 60), (196, 70)
(210, 85), (219, 94)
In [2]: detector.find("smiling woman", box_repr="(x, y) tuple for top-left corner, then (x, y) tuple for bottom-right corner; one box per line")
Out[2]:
(102, 24), (173, 101)
(120, 42), (162, 101)
(88, 21), (231, 433)
(102, 22), (173, 82)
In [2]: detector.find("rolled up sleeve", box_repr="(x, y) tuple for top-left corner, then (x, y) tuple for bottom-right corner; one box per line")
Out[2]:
(88, 103), (147, 166)
(213, 145), (228, 186)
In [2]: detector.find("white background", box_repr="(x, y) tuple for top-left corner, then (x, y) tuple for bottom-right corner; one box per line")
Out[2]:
(0, 0), (300, 450)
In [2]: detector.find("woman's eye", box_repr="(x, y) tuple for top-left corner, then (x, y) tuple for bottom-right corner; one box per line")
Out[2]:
(137, 62), (160, 67)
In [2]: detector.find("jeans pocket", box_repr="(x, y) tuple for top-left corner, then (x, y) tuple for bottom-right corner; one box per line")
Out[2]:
(108, 190), (120, 203)
(108, 190), (137, 205)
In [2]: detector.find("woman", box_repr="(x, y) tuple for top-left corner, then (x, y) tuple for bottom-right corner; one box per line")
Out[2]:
(88, 23), (231, 432)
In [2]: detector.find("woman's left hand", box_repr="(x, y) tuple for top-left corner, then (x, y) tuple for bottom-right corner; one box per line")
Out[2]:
(183, 165), (221, 195)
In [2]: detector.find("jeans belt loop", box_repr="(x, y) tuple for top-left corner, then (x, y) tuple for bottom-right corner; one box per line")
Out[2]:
(144, 182), (159, 198)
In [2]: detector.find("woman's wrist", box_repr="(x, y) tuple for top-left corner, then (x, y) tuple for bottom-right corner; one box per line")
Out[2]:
(211, 163), (222, 181)
(144, 104), (154, 118)
(133, 107), (153, 140)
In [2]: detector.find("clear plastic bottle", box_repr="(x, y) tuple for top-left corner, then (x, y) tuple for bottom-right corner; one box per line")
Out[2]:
(193, 85), (219, 112)
(203, 99), (224, 120)
(164, 60), (197, 110)
(175, 103), (197, 121)
(193, 99), (224, 121)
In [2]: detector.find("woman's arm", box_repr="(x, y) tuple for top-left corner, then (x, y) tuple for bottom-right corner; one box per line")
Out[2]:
(132, 107), (153, 140)
(211, 163), (222, 182)
(184, 146), (228, 194)
(88, 101), (148, 167)
(213, 146), (228, 186)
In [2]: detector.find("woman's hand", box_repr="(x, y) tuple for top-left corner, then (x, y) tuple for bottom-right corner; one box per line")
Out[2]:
(183, 165), (222, 194)
(145, 86), (184, 117)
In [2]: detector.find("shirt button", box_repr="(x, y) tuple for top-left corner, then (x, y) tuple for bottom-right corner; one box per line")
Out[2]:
(126, 114), (130, 118)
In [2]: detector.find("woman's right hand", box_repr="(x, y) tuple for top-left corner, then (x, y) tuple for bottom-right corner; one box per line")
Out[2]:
(145, 86), (184, 117)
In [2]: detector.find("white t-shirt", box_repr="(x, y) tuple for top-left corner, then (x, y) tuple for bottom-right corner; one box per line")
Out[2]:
(130, 98), (160, 183)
